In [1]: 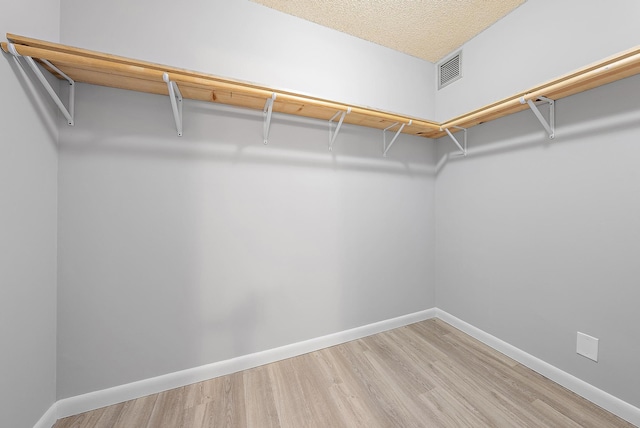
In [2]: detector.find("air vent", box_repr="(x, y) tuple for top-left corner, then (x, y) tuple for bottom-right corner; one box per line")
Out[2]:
(438, 51), (462, 89)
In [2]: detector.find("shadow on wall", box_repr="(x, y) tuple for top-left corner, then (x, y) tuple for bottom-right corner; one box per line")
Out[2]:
(58, 83), (435, 179)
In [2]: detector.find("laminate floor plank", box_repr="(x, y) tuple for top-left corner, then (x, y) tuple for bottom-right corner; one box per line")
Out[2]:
(430, 357), (530, 427)
(418, 385), (494, 428)
(53, 406), (107, 428)
(340, 339), (435, 427)
(511, 363), (635, 427)
(177, 403), (206, 428)
(267, 358), (315, 428)
(89, 401), (126, 428)
(433, 348), (546, 426)
(363, 332), (435, 396)
(429, 327), (559, 424)
(321, 346), (395, 428)
(52, 319), (636, 428)
(195, 372), (246, 428)
(112, 394), (157, 428)
(145, 387), (187, 428)
(182, 378), (216, 410)
(293, 353), (350, 427)
(243, 365), (281, 428)
(531, 398), (587, 428)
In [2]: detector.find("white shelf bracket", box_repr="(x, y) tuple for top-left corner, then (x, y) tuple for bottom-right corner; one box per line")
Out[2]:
(383, 120), (411, 157)
(521, 96), (555, 139)
(163, 73), (183, 137)
(8, 43), (75, 126)
(441, 126), (467, 156)
(263, 93), (277, 145)
(328, 107), (351, 151)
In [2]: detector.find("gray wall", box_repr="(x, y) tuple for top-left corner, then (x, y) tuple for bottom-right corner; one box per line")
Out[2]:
(4, 0), (640, 420)
(435, 74), (640, 406)
(0, 1), (60, 427)
(56, 0), (438, 399)
(56, 84), (436, 398)
(434, 0), (640, 407)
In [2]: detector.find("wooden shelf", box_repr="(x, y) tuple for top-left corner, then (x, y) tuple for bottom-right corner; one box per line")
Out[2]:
(3, 33), (640, 141)
(441, 45), (640, 132)
(1, 34), (442, 139)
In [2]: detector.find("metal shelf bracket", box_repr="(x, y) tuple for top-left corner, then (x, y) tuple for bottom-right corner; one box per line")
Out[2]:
(328, 107), (351, 151)
(383, 120), (412, 157)
(441, 126), (467, 156)
(263, 93), (277, 145)
(520, 96), (555, 139)
(8, 43), (75, 126)
(163, 73), (183, 136)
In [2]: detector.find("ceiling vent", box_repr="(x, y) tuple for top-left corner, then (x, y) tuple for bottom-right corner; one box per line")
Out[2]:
(438, 51), (462, 90)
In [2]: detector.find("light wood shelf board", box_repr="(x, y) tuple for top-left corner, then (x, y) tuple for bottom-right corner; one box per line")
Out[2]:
(441, 46), (640, 132)
(3, 33), (640, 141)
(2, 33), (442, 139)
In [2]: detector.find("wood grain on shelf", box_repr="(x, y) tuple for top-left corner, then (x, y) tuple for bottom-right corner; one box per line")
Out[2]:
(1, 34), (443, 139)
(3, 33), (640, 141)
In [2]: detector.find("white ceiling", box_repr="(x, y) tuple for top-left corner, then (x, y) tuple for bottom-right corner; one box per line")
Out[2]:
(250, 0), (526, 63)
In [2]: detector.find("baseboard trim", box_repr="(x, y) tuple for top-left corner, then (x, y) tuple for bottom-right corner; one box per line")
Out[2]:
(55, 308), (436, 420)
(45, 307), (640, 427)
(33, 401), (57, 428)
(435, 309), (640, 427)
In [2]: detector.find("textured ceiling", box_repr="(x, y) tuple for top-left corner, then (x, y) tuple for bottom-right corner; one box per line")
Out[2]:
(250, 0), (526, 63)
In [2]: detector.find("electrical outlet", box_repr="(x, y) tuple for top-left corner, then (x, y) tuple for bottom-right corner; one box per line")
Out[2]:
(577, 332), (599, 362)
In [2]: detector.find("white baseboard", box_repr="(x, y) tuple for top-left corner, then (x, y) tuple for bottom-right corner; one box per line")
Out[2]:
(435, 309), (640, 427)
(41, 307), (640, 428)
(33, 402), (57, 428)
(54, 308), (436, 421)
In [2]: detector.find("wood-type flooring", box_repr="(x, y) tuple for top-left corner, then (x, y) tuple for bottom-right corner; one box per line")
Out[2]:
(54, 319), (635, 427)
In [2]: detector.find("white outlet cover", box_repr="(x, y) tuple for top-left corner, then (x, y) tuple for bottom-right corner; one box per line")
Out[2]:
(577, 332), (599, 362)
